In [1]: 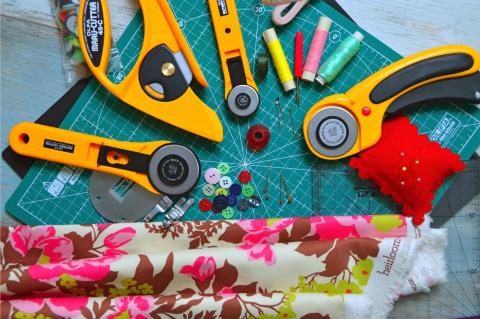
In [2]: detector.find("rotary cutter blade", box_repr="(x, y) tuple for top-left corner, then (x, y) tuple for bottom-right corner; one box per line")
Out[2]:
(78, 0), (223, 142)
(9, 123), (200, 196)
(208, 0), (260, 118)
(304, 45), (480, 160)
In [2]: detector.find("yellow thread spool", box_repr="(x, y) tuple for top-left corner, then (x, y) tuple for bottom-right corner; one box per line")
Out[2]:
(263, 28), (295, 92)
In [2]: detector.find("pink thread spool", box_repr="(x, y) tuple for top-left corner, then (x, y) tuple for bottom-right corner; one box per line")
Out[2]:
(302, 16), (332, 82)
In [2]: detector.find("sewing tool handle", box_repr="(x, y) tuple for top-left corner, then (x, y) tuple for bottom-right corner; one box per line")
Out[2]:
(294, 32), (303, 77)
(346, 45), (480, 110)
(263, 28), (296, 92)
(78, 0), (113, 87)
(9, 122), (107, 170)
(302, 16), (332, 82)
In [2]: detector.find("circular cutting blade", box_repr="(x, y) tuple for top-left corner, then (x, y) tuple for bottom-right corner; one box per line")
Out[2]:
(148, 144), (200, 196)
(306, 106), (358, 158)
(227, 85), (259, 118)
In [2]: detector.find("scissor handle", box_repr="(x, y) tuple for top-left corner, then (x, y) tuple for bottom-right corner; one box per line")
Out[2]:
(9, 122), (167, 193)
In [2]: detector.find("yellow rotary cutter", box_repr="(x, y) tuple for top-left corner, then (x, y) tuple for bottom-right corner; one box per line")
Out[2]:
(304, 45), (480, 160)
(208, 0), (260, 117)
(78, 0), (223, 142)
(9, 123), (201, 196)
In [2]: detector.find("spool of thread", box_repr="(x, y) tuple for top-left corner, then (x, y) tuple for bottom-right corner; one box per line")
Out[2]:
(302, 16), (332, 82)
(256, 52), (269, 81)
(263, 28), (296, 92)
(315, 31), (364, 85)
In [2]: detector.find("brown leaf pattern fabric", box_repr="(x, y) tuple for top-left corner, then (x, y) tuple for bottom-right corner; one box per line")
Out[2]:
(0, 215), (446, 319)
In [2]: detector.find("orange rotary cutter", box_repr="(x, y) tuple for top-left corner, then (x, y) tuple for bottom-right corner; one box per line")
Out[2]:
(208, 0), (260, 118)
(304, 45), (480, 160)
(78, 0), (223, 142)
(9, 123), (201, 196)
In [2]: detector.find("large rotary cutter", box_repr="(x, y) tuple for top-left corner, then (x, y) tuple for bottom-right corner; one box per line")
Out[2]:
(304, 45), (480, 160)
(9, 123), (201, 196)
(78, 0), (223, 142)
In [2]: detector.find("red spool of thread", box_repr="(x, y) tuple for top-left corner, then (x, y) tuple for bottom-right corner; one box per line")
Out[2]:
(246, 125), (270, 151)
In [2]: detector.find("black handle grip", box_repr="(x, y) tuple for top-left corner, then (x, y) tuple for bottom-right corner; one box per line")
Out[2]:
(370, 53), (475, 104)
(386, 72), (480, 114)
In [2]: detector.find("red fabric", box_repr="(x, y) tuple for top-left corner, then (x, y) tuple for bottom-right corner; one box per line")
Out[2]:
(349, 116), (465, 225)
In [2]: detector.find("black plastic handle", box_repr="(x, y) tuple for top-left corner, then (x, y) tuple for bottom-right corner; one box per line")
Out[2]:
(386, 72), (480, 114)
(370, 53), (475, 104)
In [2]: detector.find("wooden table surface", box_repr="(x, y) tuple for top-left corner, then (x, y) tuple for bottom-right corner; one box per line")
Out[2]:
(1, 0), (479, 218)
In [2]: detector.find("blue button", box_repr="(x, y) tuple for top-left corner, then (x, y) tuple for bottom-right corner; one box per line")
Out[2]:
(227, 194), (237, 207)
(229, 183), (242, 196)
(213, 195), (228, 211)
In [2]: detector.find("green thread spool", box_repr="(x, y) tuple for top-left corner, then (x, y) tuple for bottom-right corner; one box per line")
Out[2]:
(316, 31), (364, 85)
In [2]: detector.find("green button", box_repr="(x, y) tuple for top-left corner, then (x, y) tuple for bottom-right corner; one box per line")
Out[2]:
(217, 162), (230, 175)
(222, 207), (235, 219)
(215, 188), (228, 196)
(202, 184), (215, 196)
(242, 184), (255, 198)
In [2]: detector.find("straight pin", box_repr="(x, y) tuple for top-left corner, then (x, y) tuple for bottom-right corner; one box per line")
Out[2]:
(263, 167), (270, 201)
(280, 174), (293, 204)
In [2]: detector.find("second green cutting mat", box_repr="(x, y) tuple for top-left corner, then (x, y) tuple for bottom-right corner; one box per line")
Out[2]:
(6, 1), (480, 225)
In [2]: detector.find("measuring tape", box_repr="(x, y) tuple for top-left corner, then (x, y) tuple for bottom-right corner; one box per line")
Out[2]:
(9, 123), (200, 196)
(78, 0), (223, 142)
(208, 0), (260, 118)
(303, 45), (480, 160)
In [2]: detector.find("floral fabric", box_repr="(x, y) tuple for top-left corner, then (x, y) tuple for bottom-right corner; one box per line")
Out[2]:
(1, 215), (446, 319)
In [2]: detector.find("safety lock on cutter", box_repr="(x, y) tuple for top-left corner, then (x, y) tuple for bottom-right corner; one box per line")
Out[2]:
(9, 123), (201, 196)
(303, 45), (480, 160)
(208, 0), (260, 118)
(78, 0), (223, 142)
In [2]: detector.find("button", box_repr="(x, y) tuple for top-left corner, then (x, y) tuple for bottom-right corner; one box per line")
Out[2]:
(222, 207), (235, 219)
(219, 176), (233, 188)
(229, 183), (242, 196)
(213, 195), (228, 211)
(217, 162), (230, 175)
(248, 195), (262, 208)
(237, 198), (250, 212)
(199, 199), (212, 212)
(202, 184), (215, 196)
(204, 168), (221, 184)
(242, 184), (255, 198)
(215, 188), (229, 196)
(227, 194), (237, 207)
(238, 171), (251, 184)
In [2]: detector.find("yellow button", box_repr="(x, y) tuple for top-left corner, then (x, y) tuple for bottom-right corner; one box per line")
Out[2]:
(215, 188), (228, 196)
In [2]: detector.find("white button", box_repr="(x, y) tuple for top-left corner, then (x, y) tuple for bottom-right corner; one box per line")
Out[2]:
(219, 176), (233, 189)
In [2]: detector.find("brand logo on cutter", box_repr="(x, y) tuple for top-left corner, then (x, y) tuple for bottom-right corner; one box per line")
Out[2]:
(217, 0), (229, 16)
(83, 0), (104, 66)
(44, 139), (75, 153)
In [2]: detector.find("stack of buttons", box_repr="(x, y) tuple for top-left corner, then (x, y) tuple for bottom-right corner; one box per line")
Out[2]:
(199, 163), (262, 219)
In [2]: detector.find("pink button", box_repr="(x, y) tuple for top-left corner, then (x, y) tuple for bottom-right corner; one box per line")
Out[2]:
(204, 168), (221, 184)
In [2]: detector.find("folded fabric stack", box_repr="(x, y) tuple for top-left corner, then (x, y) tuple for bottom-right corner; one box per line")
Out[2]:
(1, 215), (446, 319)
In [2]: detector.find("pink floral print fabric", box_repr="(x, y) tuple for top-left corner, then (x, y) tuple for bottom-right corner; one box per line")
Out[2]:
(1, 215), (446, 319)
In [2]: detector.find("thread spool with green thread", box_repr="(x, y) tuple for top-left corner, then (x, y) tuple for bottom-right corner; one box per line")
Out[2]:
(316, 31), (364, 85)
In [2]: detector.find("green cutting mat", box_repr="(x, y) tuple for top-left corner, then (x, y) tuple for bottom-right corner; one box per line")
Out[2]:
(6, 1), (480, 225)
